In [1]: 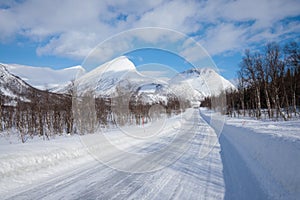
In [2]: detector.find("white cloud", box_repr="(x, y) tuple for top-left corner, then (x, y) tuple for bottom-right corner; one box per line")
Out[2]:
(0, 8), (19, 41)
(136, 0), (201, 33)
(36, 32), (98, 59)
(222, 0), (300, 28)
(201, 23), (249, 56)
(0, 0), (299, 60)
(197, 0), (300, 28)
(179, 37), (210, 64)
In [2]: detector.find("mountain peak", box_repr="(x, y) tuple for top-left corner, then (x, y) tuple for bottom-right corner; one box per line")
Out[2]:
(0, 63), (33, 106)
(170, 67), (236, 98)
(104, 56), (136, 72)
(181, 67), (216, 76)
(63, 65), (85, 72)
(75, 56), (140, 96)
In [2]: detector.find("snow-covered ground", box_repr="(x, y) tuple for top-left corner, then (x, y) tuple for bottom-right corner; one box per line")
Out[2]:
(1, 108), (299, 199)
(0, 134), (94, 197)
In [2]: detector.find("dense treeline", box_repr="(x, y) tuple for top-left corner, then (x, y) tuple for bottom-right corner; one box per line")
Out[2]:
(0, 90), (73, 142)
(202, 41), (300, 120)
(0, 84), (186, 142)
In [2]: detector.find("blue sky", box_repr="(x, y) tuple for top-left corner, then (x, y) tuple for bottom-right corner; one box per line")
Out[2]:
(0, 0), (299, 81)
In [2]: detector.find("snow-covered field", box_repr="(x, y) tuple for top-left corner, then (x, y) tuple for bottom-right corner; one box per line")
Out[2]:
(1, 108), (299, 199)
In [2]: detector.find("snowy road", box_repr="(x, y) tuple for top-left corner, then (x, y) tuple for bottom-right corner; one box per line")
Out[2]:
(3, 109), (225, 200)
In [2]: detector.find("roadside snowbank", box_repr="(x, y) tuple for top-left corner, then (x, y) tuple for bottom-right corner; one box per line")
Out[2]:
(0, 135), (94, 197)
(201, 108), (300, 200)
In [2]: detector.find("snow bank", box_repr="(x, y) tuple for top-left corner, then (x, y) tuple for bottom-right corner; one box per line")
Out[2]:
(201, 109), (300, 199)
(0, 135), (94, 198)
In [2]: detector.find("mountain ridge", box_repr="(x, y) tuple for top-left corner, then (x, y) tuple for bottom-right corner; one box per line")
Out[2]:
(2, 63), (85, 91)
(1, 56), (236, 106)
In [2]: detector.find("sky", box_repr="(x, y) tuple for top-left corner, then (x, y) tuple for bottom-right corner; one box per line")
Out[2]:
(0, 0), (299, 81)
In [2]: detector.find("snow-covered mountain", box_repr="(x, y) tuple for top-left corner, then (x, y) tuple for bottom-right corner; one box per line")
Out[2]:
(0, 64), (71, 107)
(170, 68), (236, 99)
(75, 56), (149, 96)
(0, 64), (34, 105)
(2, 63), (85, 91)
(132, 83), (174, 104)
(74, 56), (235, 105)
(74, 56), (180, 106)
(1, 56), (235, 106)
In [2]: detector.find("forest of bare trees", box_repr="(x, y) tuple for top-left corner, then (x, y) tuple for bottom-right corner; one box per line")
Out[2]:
(202, 41), (300, 120)
(0, 82), (185, 142)
(0, 90), (73, 142)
